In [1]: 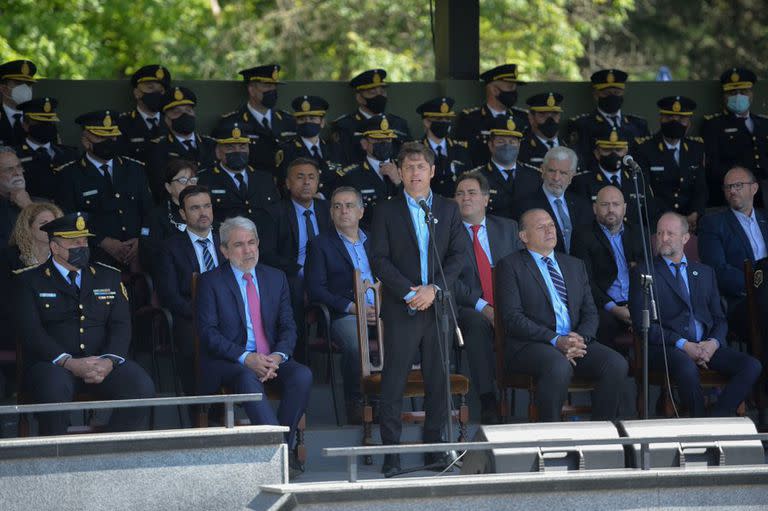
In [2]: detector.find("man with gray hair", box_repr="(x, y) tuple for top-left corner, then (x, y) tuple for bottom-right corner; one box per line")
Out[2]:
(514, 146), (593, 253)
(196, 215), (312, 473)
(0, 145), (32, 246)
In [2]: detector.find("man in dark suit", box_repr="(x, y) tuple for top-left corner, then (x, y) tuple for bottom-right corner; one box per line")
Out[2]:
(305, 186), (375, 424)
(515, 146), (592, 253)
(630, 212), (761, 416)
(117, 65), (171, 163)
(156, 185), (221, 397)
(453, 170), (522, 423)
(371, 142), (470, 475)
(571, 185), (644, 352)
(496, 208), (628, 422)
(196, 215), (311, 468)
(14, 213), (155, 435)
(698, 166), (768, 336)
(0, 60), (37, 147)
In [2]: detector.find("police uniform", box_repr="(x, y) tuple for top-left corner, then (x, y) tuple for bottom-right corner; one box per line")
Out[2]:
(215, 64), (296, 172)
(454, 64), (530, 168)
(54, 111), (153, 267)
(14, 213), (154, 435)
(0, 60), (37, 146)
(117, 65), (172, 162)
(571, 126), (655, 228)
(330, 69), (412, 165)
(567, 69), (649, 170)
(145, 86), (217, 202)
(197, 120), (279, 235)
(415, 97), (471, 198)
(701, 68), (768, 206)
(518, 92), (569, 169)
(13, 97), (78, 201)
(635, 96), (707, 219)
(275, 95), (345, 194)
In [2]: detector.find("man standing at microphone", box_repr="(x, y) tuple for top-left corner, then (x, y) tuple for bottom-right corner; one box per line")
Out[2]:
(371, 141), (470, 476)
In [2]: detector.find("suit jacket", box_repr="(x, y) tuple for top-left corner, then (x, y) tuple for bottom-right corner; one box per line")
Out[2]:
(514, 187), (594, 253)
(276, 136), (346, 195)
(698, 208), (768, 302)
(475, 161), (542, 220)
(566, 110), (649, 169)
(14, 140), (79, 201)
(371, 193), (469, 318)
(453, 214), (523, 309)
(157, 230), (223, 319)
(197, 162), (279, 227)
(495, 249), (599, 360)
(0, 105), (26, 146)
(629, 257), (727, 346)
(454, 104), (530, 167)
(571, 166), (656, 229)
(117, 109), (168, 162)
(305, 229), (371, 316)
(196, 261), (296, 363)
(264, 198), (332, 276)
(570, 221), (645, 310)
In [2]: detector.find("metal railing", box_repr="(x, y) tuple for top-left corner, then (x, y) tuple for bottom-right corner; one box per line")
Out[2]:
(323, 433), (768, 482)
(0, 393), (262, 429)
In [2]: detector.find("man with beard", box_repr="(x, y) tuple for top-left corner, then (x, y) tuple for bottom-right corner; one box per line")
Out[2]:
(629, 212), (761, 417)
(331, 69), (412, 165)
(14, 212), (155, 435)
(455, 63), (530, 167)
(117, 64), (171, 162)
(636, 96), (707, 232)
(519, 92), (569, 168)
(0, 60), (38, 146)
(567, 69), (649, 169)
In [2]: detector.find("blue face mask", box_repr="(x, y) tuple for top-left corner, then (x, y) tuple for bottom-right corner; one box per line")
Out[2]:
(727, 93), (751, 115)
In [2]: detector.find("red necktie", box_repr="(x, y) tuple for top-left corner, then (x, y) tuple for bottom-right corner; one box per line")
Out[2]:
(243, 273), (271, 354)
(471, 224), (494, 306)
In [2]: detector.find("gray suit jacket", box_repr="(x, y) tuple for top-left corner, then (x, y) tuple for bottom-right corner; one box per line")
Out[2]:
(495, 249), (599, 360)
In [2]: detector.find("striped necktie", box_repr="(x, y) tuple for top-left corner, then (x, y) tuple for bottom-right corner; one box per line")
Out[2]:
(542, 256), (568, 307)
(196, 238), (216, 272)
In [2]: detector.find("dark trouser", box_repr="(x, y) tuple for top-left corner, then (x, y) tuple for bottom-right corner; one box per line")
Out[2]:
(25, 360), (156, 436)
(508, 341), (628, 422)
(457, 307), (496, 397)
(649, 344), (762, 417)
(173, 316), (196, 397)
(200, 358), (312, 447)
(288, 274), (307, 363)
(379, 307), (449, 444)
(597, 308), (632, 355)
(330, 314), (362, 403)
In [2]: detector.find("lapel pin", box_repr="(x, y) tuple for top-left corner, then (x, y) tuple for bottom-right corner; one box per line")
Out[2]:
(692, 270), (698, 276)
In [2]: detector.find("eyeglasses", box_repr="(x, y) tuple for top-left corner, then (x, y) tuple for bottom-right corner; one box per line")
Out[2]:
(722, 181), (755, 192)
(172, 176), (199, 185)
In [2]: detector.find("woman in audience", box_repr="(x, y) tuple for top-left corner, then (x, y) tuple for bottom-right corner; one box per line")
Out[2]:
(5, 201), (63, 270)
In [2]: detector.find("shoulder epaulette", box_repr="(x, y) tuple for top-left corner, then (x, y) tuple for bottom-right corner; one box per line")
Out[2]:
(635, 135), (652, 144)
(703, 112), (722, 121)
(519, 161), (539, 171)
(52, 159), (77, 173)
(118, 111), (133, 118)
(149, 136), (164, 143)
(342, 163), (358, 173)
(12, 264), (40, 275)
(569, 113), (589, 121)
(686, 136), (704, 143)
(199, 134), (216, 142)
(467, 164), (485, 173)
(511, 106), (529, 114)
(754, 113), (768, 120)
(220, 110), (238, 119)
(449, 139), (468, 148)
(95, 261), (121, 272)
(121, 156), (146, 166)
(461, 106), (481, 114)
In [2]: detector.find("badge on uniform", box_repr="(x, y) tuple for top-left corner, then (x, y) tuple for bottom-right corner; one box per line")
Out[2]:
(93, 288), (117, 301)
(39, 292), (57, 298)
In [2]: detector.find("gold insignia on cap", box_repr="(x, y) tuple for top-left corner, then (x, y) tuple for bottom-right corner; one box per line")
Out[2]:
(156, 68), (165, 79)
(21, 61), (30, 76)
(606, 71), (615, 84)
(76, 216), (85, 231)
(609, 129), (619, 143)
(232, 126), (242, 138)
(272, 67), (279, 81)
(174, 88), (183, 101)
(380, 117), (389, 130)
(440, 101), (449, 114)
(731, 71), (740, 83)
(43, 100), (51, 113)
(672, 101), (681, 113)
(301, 99), (310, 112)
(104, 114), (112, 128)
(506, 119), (516, 131)
(372, 71), (382, 85)
(546, 94), (556, 107)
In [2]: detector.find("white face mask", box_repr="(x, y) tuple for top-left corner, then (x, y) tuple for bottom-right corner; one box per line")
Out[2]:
(10, 83), (32, 105)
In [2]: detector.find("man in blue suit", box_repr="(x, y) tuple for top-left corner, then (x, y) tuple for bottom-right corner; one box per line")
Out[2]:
(630, 212), (761, 417)
(196, 215), (312, 469)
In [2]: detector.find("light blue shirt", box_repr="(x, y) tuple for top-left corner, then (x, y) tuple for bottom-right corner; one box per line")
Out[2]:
(599, 224), (630, 310)
(463, 218), (493, 312)
(542, 185), (570, 234)
(292, 199), (319, 276)
(527, 250), (571, 346)
(230, 265), (287, 365)
(732, 208), (767, 260)
(187, 229), (218, 272)
(403, 190), (433, 303)
(338, 230), (375, 310)
(661, 255), (705, 350)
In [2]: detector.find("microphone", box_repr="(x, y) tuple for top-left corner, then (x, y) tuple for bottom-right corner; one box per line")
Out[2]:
(418, 198), (431, 216)
(622, 154), (642, 174)
(455, 325), (465, 348)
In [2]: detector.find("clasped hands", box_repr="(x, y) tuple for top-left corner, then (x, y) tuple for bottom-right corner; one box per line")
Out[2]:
(556, 332), (587, 366)
(244, 352), (283, 383)
(683, 339), (719, 369)
(63, 356), (114, 384)
(406, 284), (437, 311)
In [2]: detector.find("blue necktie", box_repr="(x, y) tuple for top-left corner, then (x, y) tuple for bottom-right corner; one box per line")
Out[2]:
(672, 262), (698, 341)
(543, 256), (568, 308)
(196, 239), (216, 272)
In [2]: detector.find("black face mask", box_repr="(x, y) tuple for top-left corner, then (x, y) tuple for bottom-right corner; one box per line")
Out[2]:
(371, 141), (393, 161)
(141, 91), (166, 113)
(538, 117), (560, 139)
(599, 153), (622, 172)
(171, 113), (196, 135)
(598, 94), (623, 114)
(261, 90), (278, 109)
(497, 90), (518, 108)
(28, 123), (58, 144)
(365, 95), (388, 114)
(660, 120), (687, 140)
(297, 122), (322, 138)
(429, 121), (451, 139)
(66, 245), (90, 270)
(225, 151), (248, 171)
(91, 138), (119, 161)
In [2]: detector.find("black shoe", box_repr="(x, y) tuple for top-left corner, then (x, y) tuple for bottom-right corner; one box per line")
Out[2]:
(381, 453), (401, 477)
(424, 451), (453, 471)
(289, 452), (304, 480)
